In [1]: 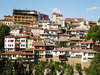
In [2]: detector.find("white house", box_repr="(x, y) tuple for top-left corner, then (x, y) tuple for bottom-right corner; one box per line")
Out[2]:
(4, 35), (28, 52)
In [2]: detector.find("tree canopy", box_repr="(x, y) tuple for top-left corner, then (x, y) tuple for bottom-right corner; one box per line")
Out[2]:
(0, 23), (10, 49)
(84, 25), (100, 42)
(84, 52), (100, 75)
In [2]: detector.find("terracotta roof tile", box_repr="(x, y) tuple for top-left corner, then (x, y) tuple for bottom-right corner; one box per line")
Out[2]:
(72, 49), (82, 52)
(1, 51), (22, 55)
(53, 48), (71, 51)
(59, 34), (69, 36)
(65, 18), (84, 21)
(53, 13), (59, 15)
(81, 49), (97, 53)
(80, 40), (93, 44)
(21, 48), (33, 52)
(29, 36), (43, 40)
(5, 35), (28, 38)
(45, 42), (55, 46)
(33, 42), (45, 46)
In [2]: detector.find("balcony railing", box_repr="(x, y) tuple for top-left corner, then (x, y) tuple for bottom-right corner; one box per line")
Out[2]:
(15, 46), (20, 49)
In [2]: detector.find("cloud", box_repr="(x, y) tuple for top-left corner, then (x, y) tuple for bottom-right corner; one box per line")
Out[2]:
(87, 6), (100, 11)
(53, 8), (61, 13)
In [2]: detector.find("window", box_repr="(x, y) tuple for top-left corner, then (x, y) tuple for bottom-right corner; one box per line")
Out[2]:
(21, 40), (25, 42)
(84, 53), (86, 56)
(30, 44), (31, 46)
(88, 53), (94, 56)
(40, 47), (44, 49)
(83, 58), (86, 60)
(13, 55), (16, 57)
(60, 51), (63, 53)
(36, 47), (39, 49)
(21, 45), (25, 47)
(10, 40), (13, 42)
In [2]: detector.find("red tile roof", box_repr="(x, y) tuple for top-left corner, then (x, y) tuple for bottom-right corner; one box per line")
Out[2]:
(65, 18), (84, 21)
(5, 35), (28, 38)
(31, 27), (42, 29)
(59, 34), (69, 36)
(80, 40), (93, 44)
(29, 36), (43, 40)
(33, 42), (45, 46)
(54, 48), (71, 51)
(21, 48), (34, 52)
(53, 12), (59, 15)
(1, 51), (22, 55)
(72, 49), (82, 52)
(21, 53), (34, 55)
(81, 49), (97, 53)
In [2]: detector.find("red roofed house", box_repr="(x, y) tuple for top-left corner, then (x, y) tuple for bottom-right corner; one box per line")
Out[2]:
(52, 12), (64, 27)
(4, 35), (29, 52)
(1, 48), (34, 63)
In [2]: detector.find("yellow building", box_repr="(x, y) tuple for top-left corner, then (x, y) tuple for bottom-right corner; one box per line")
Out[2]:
(13, 8), (38, 27)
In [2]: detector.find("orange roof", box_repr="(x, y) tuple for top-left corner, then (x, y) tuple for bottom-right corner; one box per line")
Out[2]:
(21, 53), (34, 55)
(81, 49), (97, 53)
(59, 14), (63, 17)
(65, 18), (83, 21)
(49, 28), (58, 31)
(34, 49), (45, 51)
(31, 27), (42, 29)
(76, 18), (84, 20)
(5, 35), (28, 38)
(80, 40), (93, 44)
(52, 13), (63, 17)
(33, 42), (45, 46)
(29, 36), (43, 40)
(53, 12), (59, 15)
(21, 48), (34, 52)
(59, 34), (69, 36)
(1, 51), (34, 55)
(72, 49), (82, 52)
(1, 51), (22, 55)
(0, 19), (4, 21)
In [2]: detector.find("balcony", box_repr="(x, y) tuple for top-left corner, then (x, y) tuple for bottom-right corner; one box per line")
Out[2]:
(15, 46), (20, 49)
(59, 55), (66, 60)
(15, 41), (20, 44)
(79, 32), (83, 35)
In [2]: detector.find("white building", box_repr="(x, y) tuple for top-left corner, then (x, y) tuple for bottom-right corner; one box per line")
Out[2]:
(4, 36), (28, 52)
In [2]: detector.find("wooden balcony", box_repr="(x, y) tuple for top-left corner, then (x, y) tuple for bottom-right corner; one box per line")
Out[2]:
(15, 46), (20, 49)
(15, 42), (20, 44)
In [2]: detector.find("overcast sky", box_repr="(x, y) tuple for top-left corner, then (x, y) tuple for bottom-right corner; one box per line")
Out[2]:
(0, 0), (100, 21)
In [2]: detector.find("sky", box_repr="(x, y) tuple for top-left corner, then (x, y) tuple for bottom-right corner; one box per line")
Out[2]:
(0, 0), (100, 21)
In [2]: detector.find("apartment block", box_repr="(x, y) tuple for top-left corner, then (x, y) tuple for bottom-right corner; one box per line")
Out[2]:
(13, 8), (38, 27)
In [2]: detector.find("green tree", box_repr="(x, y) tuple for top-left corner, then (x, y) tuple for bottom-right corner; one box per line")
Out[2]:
(84, 25), (100, 43)
(68, 25), (75, 30)
(13, 60), (26, 75)
(0, 58), (13, 75)
(75, 63), (82, 75)
(84, 52), (100, 75)
(60, 41), (67, 47)
(0, 23), (10, 49)
(98, 18), (100, 23)
(0, 58), (26, 75)
(66, 64), (74, 75)
(35, 61), (45, 75)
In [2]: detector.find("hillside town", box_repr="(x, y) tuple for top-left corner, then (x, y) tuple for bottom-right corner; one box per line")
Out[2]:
(0, 8), (100, 75)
